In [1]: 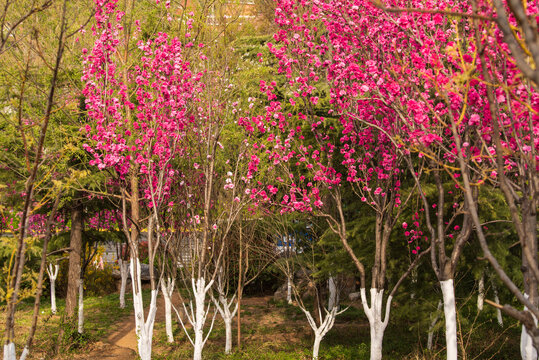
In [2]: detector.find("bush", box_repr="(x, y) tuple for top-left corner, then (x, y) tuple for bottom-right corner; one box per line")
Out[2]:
(56, 261), (117, 297)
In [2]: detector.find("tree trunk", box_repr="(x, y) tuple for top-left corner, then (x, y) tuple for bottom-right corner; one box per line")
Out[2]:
(477, 274), (485, 312)
(360, 288), (391, 360)
(328, 276), (338, 310)
(78, 279), (84, 334)
(312, 333), (322, 360)
(65, 205), (83, 318)
(131, 259), (157, 360)
(427, 301), (443, 350)
(160, 277), (175, 343)
(492, 281), (503, 326)
(119, 259), (129, 309)
(440, 279), (458, 360)
(3, 343), (15, 360)
(193, 277), (206, 360)
(47, 264), (58, 315)
(224, 317), (232, 354)
(521, 294), (538, 360)
(287, 276), (292, 304)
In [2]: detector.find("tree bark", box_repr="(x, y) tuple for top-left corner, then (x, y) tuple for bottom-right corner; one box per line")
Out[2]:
(160, 277), (175, 343)
(328, 276), (338, 310)
(65, 204), (83, 318)
(47, 264), (59, 314)
(440, 279), (458, 360)
(119, 259), (128, 309)
(77, 279), (84, 334)
(360, 288), (392, 360)
(477, 273), (485, 312)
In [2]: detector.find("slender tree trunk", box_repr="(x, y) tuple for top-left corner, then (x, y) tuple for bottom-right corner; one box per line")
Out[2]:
(237, 222), (243, 350)
(287, 276), (292, 304)
(477, 273), (485, 312)
(160, 277), (175, 343)
(312, 333), (322, 360)
(492, 281), (503, 326)
(213, 291), (237, 355)
(65, 205), (83, 318)
(440, 279), (458, 360)
(427, 301), (443, 351)
(119, 259), (128, 309)
(78, 279), (84, 334)
(360, 288), (392, 360)
(328, 276), (338, 310)
(47, 264), (58, 314)
(131, 259), (157, 360)
(18, 195), (61, 360)
(224, 317), (232, 354)
(193, 277), (206, 360)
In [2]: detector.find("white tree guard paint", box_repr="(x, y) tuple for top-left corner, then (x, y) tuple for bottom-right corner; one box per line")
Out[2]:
(3, 342), (30, 360)
(520, 294), (538, 360)
(213, 292), (238, 354)
(440, 279), (458, 360)
(492, 281), (503, 327)
(3, 342), (16, 360)
(328, 276), (339, 310)
(160, 277), (175, 343)
(427, 301), (443, 350)
(130, 258), (158, 360)
(300, 305), (340, 359)
(174, 276), (217, 360)
(78, 279), (84, 334)
(360, 288), (392, 360)
(47, 264), (59, 314)
(287, 276), (292, 304)
(119, 259), (129, 309)
(477, 274), (484, 312)
(193, 277), (209, 360)
(18, 347), (28, 360)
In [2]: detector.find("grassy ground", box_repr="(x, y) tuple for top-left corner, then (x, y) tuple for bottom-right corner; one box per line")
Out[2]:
(1, 292), (520, 359)
(0, 291), (148, 359)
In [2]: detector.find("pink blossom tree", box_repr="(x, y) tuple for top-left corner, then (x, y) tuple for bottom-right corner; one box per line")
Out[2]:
(81, 0), (202, 358)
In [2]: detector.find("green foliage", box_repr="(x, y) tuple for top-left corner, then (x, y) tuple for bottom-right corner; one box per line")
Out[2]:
(320, 343), (369, 360)
(55, 261), (116, 298)
(0, 236), (42, 304)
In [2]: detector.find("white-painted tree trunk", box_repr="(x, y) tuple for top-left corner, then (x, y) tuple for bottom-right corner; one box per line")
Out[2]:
(119, 259), (129, 309)
(491, 279), (503, 326)
(287, 276), (292, 304)
(300, 304), (341, 360)
(360, 288), (392, 360)
(3, 343), (16, 360)
(130, 258), (158, 360)
(174, 277), (217, 360)
(3, 342), (29, 360)
(312, 333), (322, 360)
(328, 276), (339, 310)
(78, 279), (84, 334)
(193, 277), (208, 360)
(213, 291), (238, 354)
(17, 348), (28, 360)
(47, 264), (58, 314)
(160, 277), (175, 343)
(3, 342), (31, 360)
(477, 274), (485, 311)
(427, 300), (443, 350)
(521, 294), (538, 360)
(440, 279), (458, 360)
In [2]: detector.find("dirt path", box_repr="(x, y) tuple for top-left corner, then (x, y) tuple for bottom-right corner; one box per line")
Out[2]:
(72, 292), (180, 359)
(72, 294), (314, 359)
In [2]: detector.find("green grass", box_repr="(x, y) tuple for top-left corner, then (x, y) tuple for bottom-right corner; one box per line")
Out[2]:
(0, 289), (151, 358)
(1, 292), (522, 360)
